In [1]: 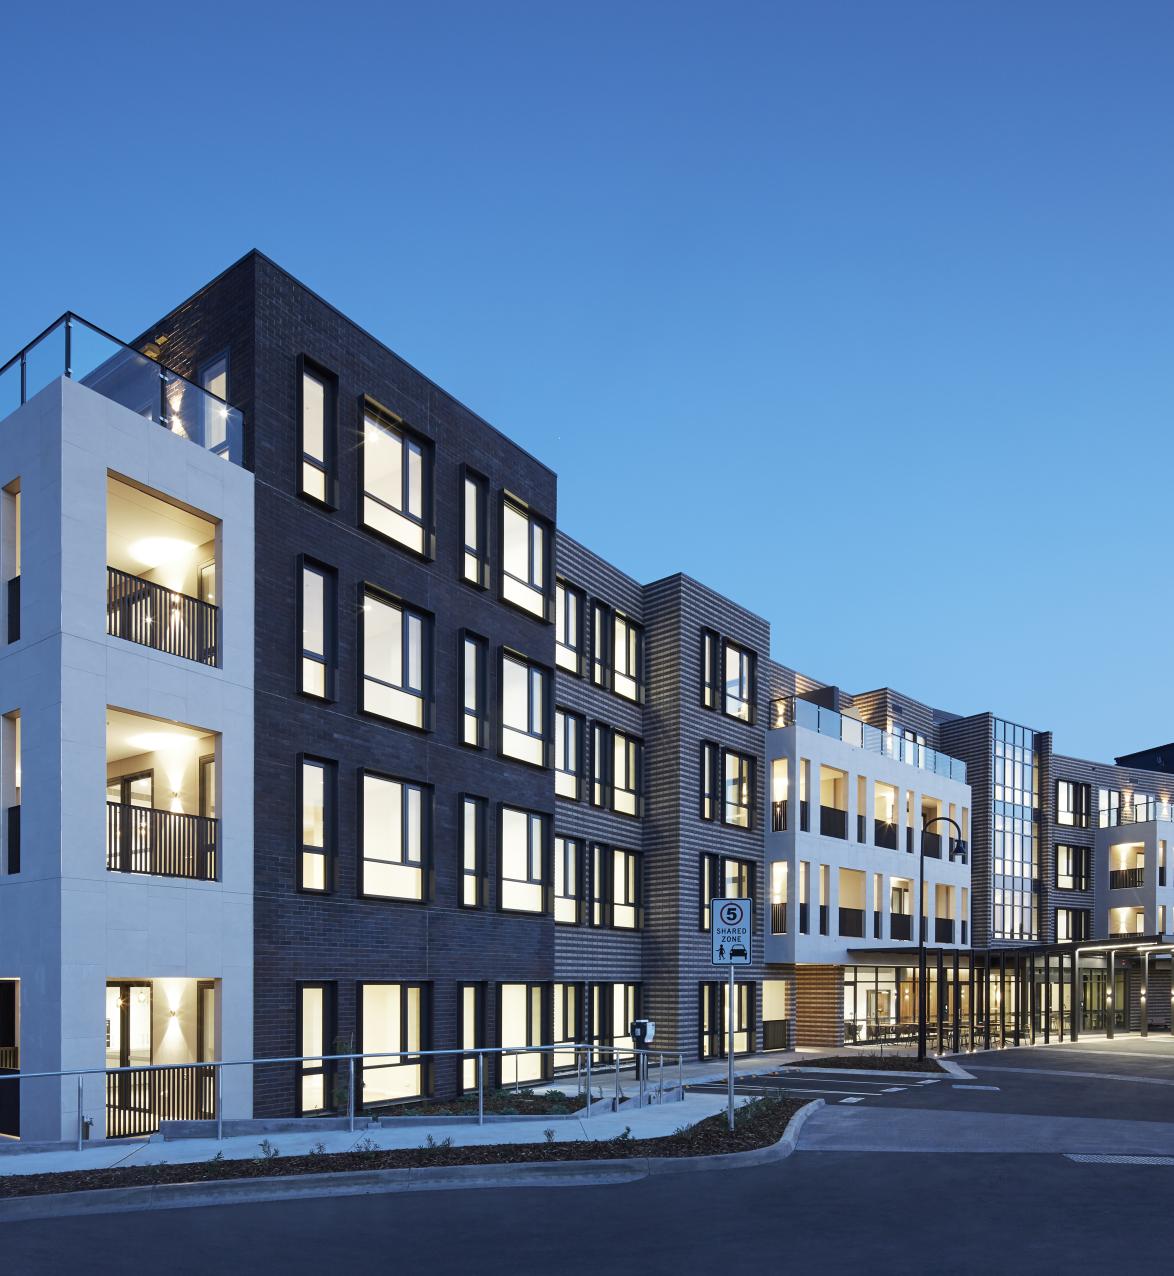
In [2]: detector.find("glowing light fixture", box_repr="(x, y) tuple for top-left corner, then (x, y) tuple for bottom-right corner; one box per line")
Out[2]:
(126, 537), (198, 571)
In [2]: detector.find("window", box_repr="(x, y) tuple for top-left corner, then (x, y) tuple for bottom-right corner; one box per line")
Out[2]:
(499, 983), (547, 1085)
(1056, 780), (1090, 829)
(612, 730), (642, 816)
(362, 406), (429, 555)
(298, 983), (335, 1114)
(1056, 908), (1089, 942)
(461, 633), (487, 748)
(724, 750), (755, 828)
(360, 982), (425, 1105)
(500, 806), (549, 914)
(553, 983), (580, 1070)
(592, 602), (612, 688)
(590, 983), (640, 1058)
(198, 351), (230, 454)
(300, 758), (334, 892)
(362, 589), (429, 729)
(1055, 844), (1089, 892)
(700, 741), (718, 821)
(555, 709), (583, 800)
(501, 652), (550, 766)
(501, 497), (548, 619)
(1099, 788), (1121, 828)
(612, 614), (643, 702)
(554, 836), (582, 924)
(460, 796), (486, 908)
(700, 854), (754, 929)
(462, 469), (488, 587)
(460, 983), (485, 1091)
(699, 980), (754, 1058)
(361, 773), (428, 901)
(555, 581), (583, 674)
(299, 360), (336, 504)
(723, 641), (756, 723)
(300, 560), (335, 698)
(701, 629), (719, 709)
(591, 844), (643, 929)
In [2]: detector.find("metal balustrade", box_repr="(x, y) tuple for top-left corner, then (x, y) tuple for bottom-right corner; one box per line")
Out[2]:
(838, 906), (865, 937)
(107, 566), (218, 666)
(106, 802), (218, 880)
(106, 1063), (216, 1138)
(1109, 867), (1144, 890)
(820, 805), (847, 839)
(771, 901), (788, 934)
(890, 913), (913, 940)
(771, 799), (788, 832)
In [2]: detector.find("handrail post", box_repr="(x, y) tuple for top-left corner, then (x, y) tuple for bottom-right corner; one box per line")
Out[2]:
(477, 1052), (484, 1127)
(347, 1056), (355, 1133)
(215, 1063), (223, 1141)
(658, 1052), (664, 1103)
(678, 1052), (683, 1099)
(76, 1074), (84, 1151)
(614, 1050), (621, 1109)
(585, 1049), (592, 1120)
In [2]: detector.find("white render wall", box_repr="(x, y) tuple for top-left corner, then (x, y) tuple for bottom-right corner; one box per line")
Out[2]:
(0, 377), (254, 1141)
(765, 723), (972, 967)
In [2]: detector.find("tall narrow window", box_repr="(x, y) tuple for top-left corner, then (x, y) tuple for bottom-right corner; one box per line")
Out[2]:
(1099, 788), (1121, 828)
(499, 983), (546, 1085)
(700, 855), (749, 929)
(554, 836), (581, 924)
(724, 750), (754, 828)
(362, 407), (429, 555)
(460, 983), (485, 1090)
(613, 614), (643, 702)
(360, 983), (425, 1105)
(361, 774), (428, 901)
(198, 351), (229, 454)
(700, 741), (718, 821)
(611, 848), (642, 929)
(701, 629), (719, 709)
(553, 984), (579, 1070)
(299, 361), (335, 504)
(3, 480), (19, 645)
(501, 652), (550, 766)
(502, 497), (548, 618)
(1057, 780), (1089, 829)
(461, 633), (487, 748)
(300, 561), (334, 698)
(3, 711), (19, 876)
(592, 723), (609, 808)
(298, 983), (335, 1114)
(462, 470), (488, 587)
(300, 758), (333, 892)
(362, 589), (428, 729)
(612, 730), (642, 817)
(500, 806), (548, 914)
(555, 709), (583, 800)
(555, 581), (583, 674)
(723, 641), (756, 723)
(461, 796), (486, 908)
(592, 603), (612, 688)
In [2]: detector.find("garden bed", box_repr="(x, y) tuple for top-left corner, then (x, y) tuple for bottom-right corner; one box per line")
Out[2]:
(793, 1055), (948, 1073)
(0, 1096), (805, 1199)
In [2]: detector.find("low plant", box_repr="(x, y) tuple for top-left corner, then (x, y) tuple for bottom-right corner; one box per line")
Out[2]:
(543, 1128), (556, 1143)
(257, 1138), (280, 1160)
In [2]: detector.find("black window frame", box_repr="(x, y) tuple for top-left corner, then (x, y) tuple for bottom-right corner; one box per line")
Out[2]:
(700, 853), (756, 930)
(459, 982), (487, 1092)
(554, 834), (584, 925)
(461, 466), (489, 589)
(611, 611), (644, 703)
(1056, 779), (1090, 829)
(460, 794), (487, 909)
(298, 555), (337, 701)
(356, 980), (431, 1107)
(592, 602), (613, 689)
(1055, 844), (1090, 892)
(555, 707), (585, 802)
(360, 397), (435, 560)
(555, 579), (584, 675)
(298, 754), (336, 894)
(722, 639), (757, 724)
(497, 804), (552, 916)
(358, 770), (433, 904)
(722, 748), (756, 830)
(460, 630), (489, 750)
(500, 648), (553, 769)
(701, 628), (720, 709)
(296, 981), (337, 1115)
(359, 583), (433, 733)
(700, 740), (719, 821)
(297, 355), (338, 508)
(499, 493), (552, 622)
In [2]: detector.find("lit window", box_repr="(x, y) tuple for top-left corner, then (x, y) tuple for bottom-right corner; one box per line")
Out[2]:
(460, 983), (484, 1090)
(300, 758), (333, 892)
(500, 807), (548, 913)
(701, 629), (719, 709)
(198, 351), (229, 454)
(361, 773), (427, 901)
(300, 561), (334, 698)
(613, 614), (643, 702)
(462, 633), (487, 748)
(499, 982), (546, 1085)
(555, 581), (583, 674)
(700, 741), (718, 821)
(363, 409), (428, 554)
(461, 796), (485, 908)
(300, 362), (335, 503)
(612, 730), (642, 817)
(298, 984), (334, 1114)
(592, 603), (612, 687)
(1099, 788), (1121, 827)
(501, 652), (550, 766)
(724, 750), (754, 828)
(555, 709), (583, 800)
(463, 471), (488, 587)
(360, 983), (424, 1104)
(362, 590), (428, 729)
(1055, 844), (1089, 891)
(554, 836), (581, 924)
(1056, 780), (1089, 829)
(610, 847), (642, 929)
(723, 641), (756, 723)
(700, 854), (754, 929)
(502, 498), (548, 618)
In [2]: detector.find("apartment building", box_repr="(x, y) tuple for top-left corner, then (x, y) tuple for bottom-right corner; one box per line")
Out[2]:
(0, 251), (1167, 1142)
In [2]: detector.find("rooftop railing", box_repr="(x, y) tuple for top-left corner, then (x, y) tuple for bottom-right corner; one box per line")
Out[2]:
(0, 313), (243, 464)
(773, 696), (967, 784)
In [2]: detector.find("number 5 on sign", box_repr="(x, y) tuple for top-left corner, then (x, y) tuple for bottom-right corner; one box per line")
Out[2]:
(711, 898), (751, 965)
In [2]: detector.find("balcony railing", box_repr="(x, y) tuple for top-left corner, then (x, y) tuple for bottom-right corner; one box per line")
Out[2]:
(107, 566), (218, 666)
(1109, 867), (1144, 890)
(799, 800), (810, 832)
(874, 819), (898, 850)
(1109, 930), (1146, 940)
(6, 575), (18, 643)
(0, 313), (243, 464)
(0, 1045), (17, 1070)
(890, 913), (912, 940)
(771, 799), (788, 832)
(799, 902), (810, 932)
(106, 802), (218, 880)
(771, 901), (788, 934)
(106, 1063), (216, 1138)
(5, 805), (18, 874)
(921, 830), (942, 859)
(762, 1020), (791, 1051)
(820, 806), (847, 840)
(838, 906), (865, 938)
(935, 918), (955, 943)
(773, 697), (967, 783)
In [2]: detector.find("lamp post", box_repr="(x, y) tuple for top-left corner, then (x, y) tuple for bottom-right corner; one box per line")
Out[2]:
(918, 814), (966, 1062)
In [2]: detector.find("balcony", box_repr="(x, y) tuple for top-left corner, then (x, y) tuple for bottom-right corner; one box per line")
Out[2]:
(107, 567), (218, 666)
(874, 819), (898, 850)
(0, 313), (243, 464)
(106, 1064), (216, 1138)
(773, 696), (967, 783)
(838, 906), (865, 938)
(820, 805), (847, 840)
(771, 799), (788, 832)
(1109, 867), (1144, 890)
(935, 918), (955, 943)
(890, 913), (912, 941)
(921, 830), (942, 859)
(106, 803), (217, 880)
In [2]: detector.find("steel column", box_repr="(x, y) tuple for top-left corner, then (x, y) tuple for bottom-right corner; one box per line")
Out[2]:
(1108, 950), (1116, 1039)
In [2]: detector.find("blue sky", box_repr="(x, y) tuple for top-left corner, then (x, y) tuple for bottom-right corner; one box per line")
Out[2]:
(1, 1), (1171, 759)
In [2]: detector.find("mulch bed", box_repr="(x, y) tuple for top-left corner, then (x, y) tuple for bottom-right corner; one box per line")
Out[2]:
(389, 1087), (583, 1117)
(0, 1096), (804, 1200)
(792, 1055), (947, 1073)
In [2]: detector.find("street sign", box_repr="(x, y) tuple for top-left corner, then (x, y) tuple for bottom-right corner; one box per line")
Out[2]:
(710, 897), (752, 965)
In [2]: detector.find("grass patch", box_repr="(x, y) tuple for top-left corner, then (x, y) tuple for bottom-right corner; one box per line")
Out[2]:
(793, 1055), (948, 1073)
(0, 1096), (806, 1200)
(387, 1087), (584, 1118)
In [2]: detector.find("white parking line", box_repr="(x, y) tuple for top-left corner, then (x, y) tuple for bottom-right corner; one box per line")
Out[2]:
(952, 1084), (1000, 1091)
(881, 1086), (906, 1093)
(839, 1097), (864, 1104)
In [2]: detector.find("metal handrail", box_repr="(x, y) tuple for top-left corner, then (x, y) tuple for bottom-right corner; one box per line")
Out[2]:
(0, 1042), (686, 1150)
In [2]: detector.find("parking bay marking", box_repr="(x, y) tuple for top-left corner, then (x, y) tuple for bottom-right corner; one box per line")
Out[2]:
(952, 1084), (1001, 1091)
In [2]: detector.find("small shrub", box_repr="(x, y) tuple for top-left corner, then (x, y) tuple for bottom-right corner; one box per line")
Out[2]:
(612, 1125), (633, 1144)
(349, 1135), (379, 1153)
(543, 1127), (556, 1144)
(421, 1133), (453, 1150)
(257, 1139), (280, 1160)
(208, 1150), (224, 1163)
(309, 1141), (327, 1156)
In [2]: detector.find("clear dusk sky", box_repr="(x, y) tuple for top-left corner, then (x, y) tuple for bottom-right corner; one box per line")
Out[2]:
(1, 1), (1171, 760)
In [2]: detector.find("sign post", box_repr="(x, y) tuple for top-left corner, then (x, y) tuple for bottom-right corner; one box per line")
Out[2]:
(710, 897), (752, 1132)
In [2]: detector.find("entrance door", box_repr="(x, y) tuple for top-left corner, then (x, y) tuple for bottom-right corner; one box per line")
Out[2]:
(106, 772), (154, 872)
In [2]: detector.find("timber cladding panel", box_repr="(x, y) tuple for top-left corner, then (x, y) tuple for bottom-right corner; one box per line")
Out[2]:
(794, 965), (844, 1048)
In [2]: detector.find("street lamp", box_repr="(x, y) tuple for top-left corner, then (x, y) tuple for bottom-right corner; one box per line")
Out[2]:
(918, 814), (966, 1062)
